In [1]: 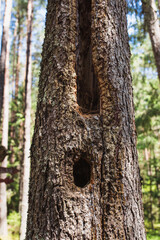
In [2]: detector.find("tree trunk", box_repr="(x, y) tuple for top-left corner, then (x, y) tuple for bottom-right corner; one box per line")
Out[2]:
(10, 18), (18, 164)
(0, 38), (10, 237)
(143, 0), (160, 81)
(26, 0), (146, 239)
(0, 0), (12, 123)
(19, 0), (33, 239)
(148, 154), (154, 229)
(15, 13), (22, 101)
(158, 0), (160, 13)
(10, 13), (22, 164)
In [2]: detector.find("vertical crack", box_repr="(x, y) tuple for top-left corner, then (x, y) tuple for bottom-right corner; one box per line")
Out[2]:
(76, 0), (100, 114)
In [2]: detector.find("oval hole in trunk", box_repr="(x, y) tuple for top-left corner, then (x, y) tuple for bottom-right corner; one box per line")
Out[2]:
(73, 157), (91, 188)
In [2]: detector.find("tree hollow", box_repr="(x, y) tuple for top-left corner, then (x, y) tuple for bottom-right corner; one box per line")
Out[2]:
(76, 0), (100, 114)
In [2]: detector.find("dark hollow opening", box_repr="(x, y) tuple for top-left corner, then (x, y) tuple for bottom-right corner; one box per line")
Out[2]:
(76, 0), (100, 114)
(73, 157), (91, 188)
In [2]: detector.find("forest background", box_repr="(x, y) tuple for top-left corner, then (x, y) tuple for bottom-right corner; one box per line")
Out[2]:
(0, 0), (160, 239)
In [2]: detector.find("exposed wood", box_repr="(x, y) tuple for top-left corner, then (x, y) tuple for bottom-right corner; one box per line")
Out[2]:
(76, 0), (99, 113)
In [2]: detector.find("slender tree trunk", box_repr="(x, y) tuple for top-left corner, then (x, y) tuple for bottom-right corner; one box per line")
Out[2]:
(0, 38), (10, 237)
(0, 0), (12, 123)
(19, 0), (33, 239)
(26, 0), (146, 239)
(148, 155), (154, 229)
(15, 15), (21, 101)
(12, 18), (18, 90)
(10, 18), (18, 164)
(154, 155), (160, 222)
(158, 0), (160, 12)
(143, 0), (160, 81)
(10, 14), (22, 164)
(145, 148), (154, 229)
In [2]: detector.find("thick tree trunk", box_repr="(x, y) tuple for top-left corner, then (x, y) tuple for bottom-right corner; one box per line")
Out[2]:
(19, 0), (33, 239)
(143, 0), (160, 81)
(26, 0), (146, 239)
(0, 0), (12, 123)
(0, 38), (10, 237)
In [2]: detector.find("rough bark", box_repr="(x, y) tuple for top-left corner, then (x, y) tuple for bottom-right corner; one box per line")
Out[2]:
(26, 0), (146, 239)
(0, 37), (10, 237)
(19, 0), (33, 239)
(143, 0), (160, 81)
(0, 0), (12, 123)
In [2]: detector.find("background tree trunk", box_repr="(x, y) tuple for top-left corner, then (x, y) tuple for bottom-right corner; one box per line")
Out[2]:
(0, 0), (12, 123)
(10, 13), (22, 164)
(143, 0), (160, 81)
(158, 0), (160, 12)
(26, 0), (146, 239)
(0, 38), (10, 237)
(19, 0), (33, 239)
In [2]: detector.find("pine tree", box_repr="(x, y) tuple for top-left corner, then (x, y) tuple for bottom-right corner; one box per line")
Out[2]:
(26, 0), (146, 239)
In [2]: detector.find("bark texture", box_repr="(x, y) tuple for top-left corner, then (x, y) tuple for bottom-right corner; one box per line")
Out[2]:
(26, 0), (146, 239)
(143, 0), (160, 81)
(19, 0), (33, 239)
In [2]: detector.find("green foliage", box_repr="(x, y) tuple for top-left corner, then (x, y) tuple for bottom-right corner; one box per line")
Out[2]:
(5, 1), (46, 239)
(131, 31), (160, 236)
(7, 211), (20, 240)
(146, 228), (160, 240)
